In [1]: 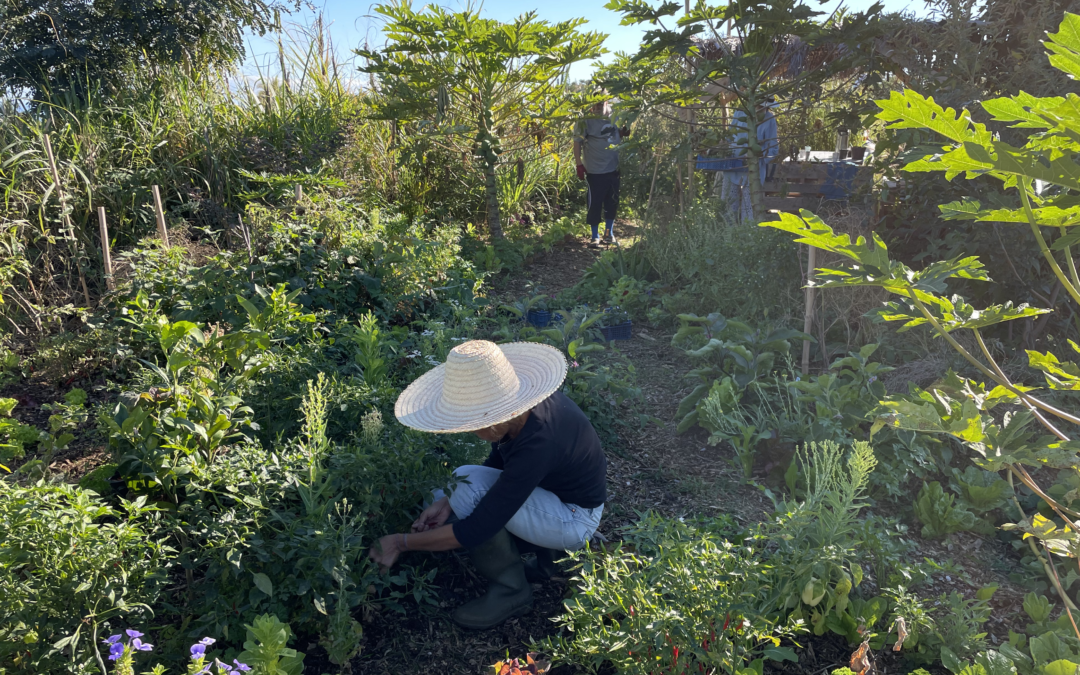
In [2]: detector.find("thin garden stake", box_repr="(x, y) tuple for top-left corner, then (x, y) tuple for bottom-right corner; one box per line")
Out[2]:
(151, 185), (171, 248)
(802, 245), (817, 375)
(295, 184), (302, 210)
(238, 214), (255, 283)
(42, 134), (92, 306)
(97, 207), (114, 291)
(647, 152), (661, 212)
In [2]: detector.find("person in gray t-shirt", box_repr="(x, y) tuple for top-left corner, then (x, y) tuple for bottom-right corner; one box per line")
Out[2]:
(574, 101), (629, 246)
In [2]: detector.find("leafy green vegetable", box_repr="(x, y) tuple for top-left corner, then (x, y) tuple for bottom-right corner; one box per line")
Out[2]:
(952, 467), (1013, 513)
(914, 481), (993, 538)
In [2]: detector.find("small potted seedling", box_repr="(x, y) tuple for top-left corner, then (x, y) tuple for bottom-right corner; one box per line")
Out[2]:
(526, 296), (553, 327)
(599, 306), (632, 342)
(501, 295), (554, 327)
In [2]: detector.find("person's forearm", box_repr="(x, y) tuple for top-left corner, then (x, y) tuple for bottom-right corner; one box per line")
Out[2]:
(404, 523), (461, 552)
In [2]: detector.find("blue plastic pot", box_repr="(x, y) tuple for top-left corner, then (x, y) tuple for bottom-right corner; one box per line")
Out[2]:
(526, 309), (552, 327)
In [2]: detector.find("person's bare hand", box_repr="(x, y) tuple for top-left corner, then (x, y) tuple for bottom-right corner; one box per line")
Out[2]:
(412, 497), (452, 533)
(369, 534), (404, 569)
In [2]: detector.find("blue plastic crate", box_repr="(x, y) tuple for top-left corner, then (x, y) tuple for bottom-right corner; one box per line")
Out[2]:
(696, 155), (748, 172)
(600, 321), (633, 342)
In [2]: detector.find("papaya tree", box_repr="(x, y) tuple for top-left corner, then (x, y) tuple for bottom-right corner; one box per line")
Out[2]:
(763, 13), (1080, 636)
(603, 0), (885, 219)
(357, 3), (605, 238)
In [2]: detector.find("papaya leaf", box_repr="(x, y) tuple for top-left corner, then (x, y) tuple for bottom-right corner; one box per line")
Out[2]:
(875, 89), (992, 146)
(1027, 349), (1080, 390)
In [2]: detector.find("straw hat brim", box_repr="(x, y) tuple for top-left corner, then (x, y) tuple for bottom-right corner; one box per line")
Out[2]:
(394, 342), (568, 434)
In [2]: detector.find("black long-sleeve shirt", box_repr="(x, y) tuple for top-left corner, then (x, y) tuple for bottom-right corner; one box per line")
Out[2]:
(452, 391), (607, 549)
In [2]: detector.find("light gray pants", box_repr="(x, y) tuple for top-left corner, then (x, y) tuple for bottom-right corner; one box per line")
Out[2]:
(439, 465), (603, 551)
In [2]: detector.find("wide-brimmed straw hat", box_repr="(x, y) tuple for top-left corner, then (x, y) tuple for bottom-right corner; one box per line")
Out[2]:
(394, 340), (567, 434)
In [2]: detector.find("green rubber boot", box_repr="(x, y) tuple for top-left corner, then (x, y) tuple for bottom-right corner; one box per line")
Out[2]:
(453, 529), (533, 630)
(512, 534), (561, 583)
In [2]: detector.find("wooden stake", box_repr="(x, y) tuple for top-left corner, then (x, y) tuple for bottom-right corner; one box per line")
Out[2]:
(801, 245), (817, 375)
(97, 207), (114, 291)
(151, 185), (170, 248)
(675, 161), (684, 216)
(295, 184), (302, 210)
(42, 134), (91, 306)
(646, 152), (661, 212)
(238, 214), (255, 283)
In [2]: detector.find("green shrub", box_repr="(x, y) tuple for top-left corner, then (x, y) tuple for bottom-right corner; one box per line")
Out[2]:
(0, 482), (170, 674)
(542, 513), (800, 675)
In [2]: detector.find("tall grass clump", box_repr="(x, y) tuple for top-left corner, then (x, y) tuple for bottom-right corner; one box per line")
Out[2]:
(639, 200), (803, 321)
(0, 21), (380, 322)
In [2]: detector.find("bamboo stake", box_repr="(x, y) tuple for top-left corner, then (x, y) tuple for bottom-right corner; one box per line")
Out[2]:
(295, 184), (302, 209)
(42, 134), (91, 306)
(97, 207), (114, 291)
(801, 245), (817, 375)
(151, 185), (170, 248)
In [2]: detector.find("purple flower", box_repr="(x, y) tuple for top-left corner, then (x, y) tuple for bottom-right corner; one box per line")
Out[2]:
(108, 642), (125, 661)
(131, 638), (153, 652)
(191, 643), (207, 659)
(104, 634), (123, 645)
(199, 637), (216, 646)
(125, 629), (144, 639)
(233, 660), (251, 672)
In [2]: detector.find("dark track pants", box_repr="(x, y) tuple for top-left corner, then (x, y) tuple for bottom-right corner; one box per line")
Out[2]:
(585, 171), (620, 227)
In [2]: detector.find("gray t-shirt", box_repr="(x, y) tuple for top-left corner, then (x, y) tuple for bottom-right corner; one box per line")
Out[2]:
(574, 117), (621, 175)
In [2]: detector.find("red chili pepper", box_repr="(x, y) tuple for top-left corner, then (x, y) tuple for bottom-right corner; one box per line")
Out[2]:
(629, 605), (635, 616)
(722, 614), (730, 631)
(673, 647), (679, 660)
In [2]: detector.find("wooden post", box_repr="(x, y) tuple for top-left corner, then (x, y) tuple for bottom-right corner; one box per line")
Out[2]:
(42, 134), (91, 306)
(151, 185), (170, 248)
(801, 245), (817, 375)
(97, 207), (114, 291)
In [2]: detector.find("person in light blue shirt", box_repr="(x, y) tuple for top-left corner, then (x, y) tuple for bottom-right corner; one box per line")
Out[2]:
(724, 98), (779, 223)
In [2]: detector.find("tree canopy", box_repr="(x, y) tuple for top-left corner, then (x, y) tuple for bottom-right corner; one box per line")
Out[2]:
(0, 0), (291, 97)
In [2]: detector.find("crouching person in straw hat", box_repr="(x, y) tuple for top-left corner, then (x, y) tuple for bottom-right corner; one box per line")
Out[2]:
(368, 339), (607, 630)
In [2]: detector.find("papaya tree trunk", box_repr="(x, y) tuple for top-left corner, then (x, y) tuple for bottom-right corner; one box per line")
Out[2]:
(744, 105), (764, 223)
(485, 159), (504, 239)
(746, 151), (764, 223)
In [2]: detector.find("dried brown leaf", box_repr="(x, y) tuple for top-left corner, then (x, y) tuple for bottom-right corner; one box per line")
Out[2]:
(891, 616), (909, 652)
(850, 639), (872, 675)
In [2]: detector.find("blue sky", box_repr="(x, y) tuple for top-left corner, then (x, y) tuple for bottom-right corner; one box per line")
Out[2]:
(243, 0), (927, 83)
